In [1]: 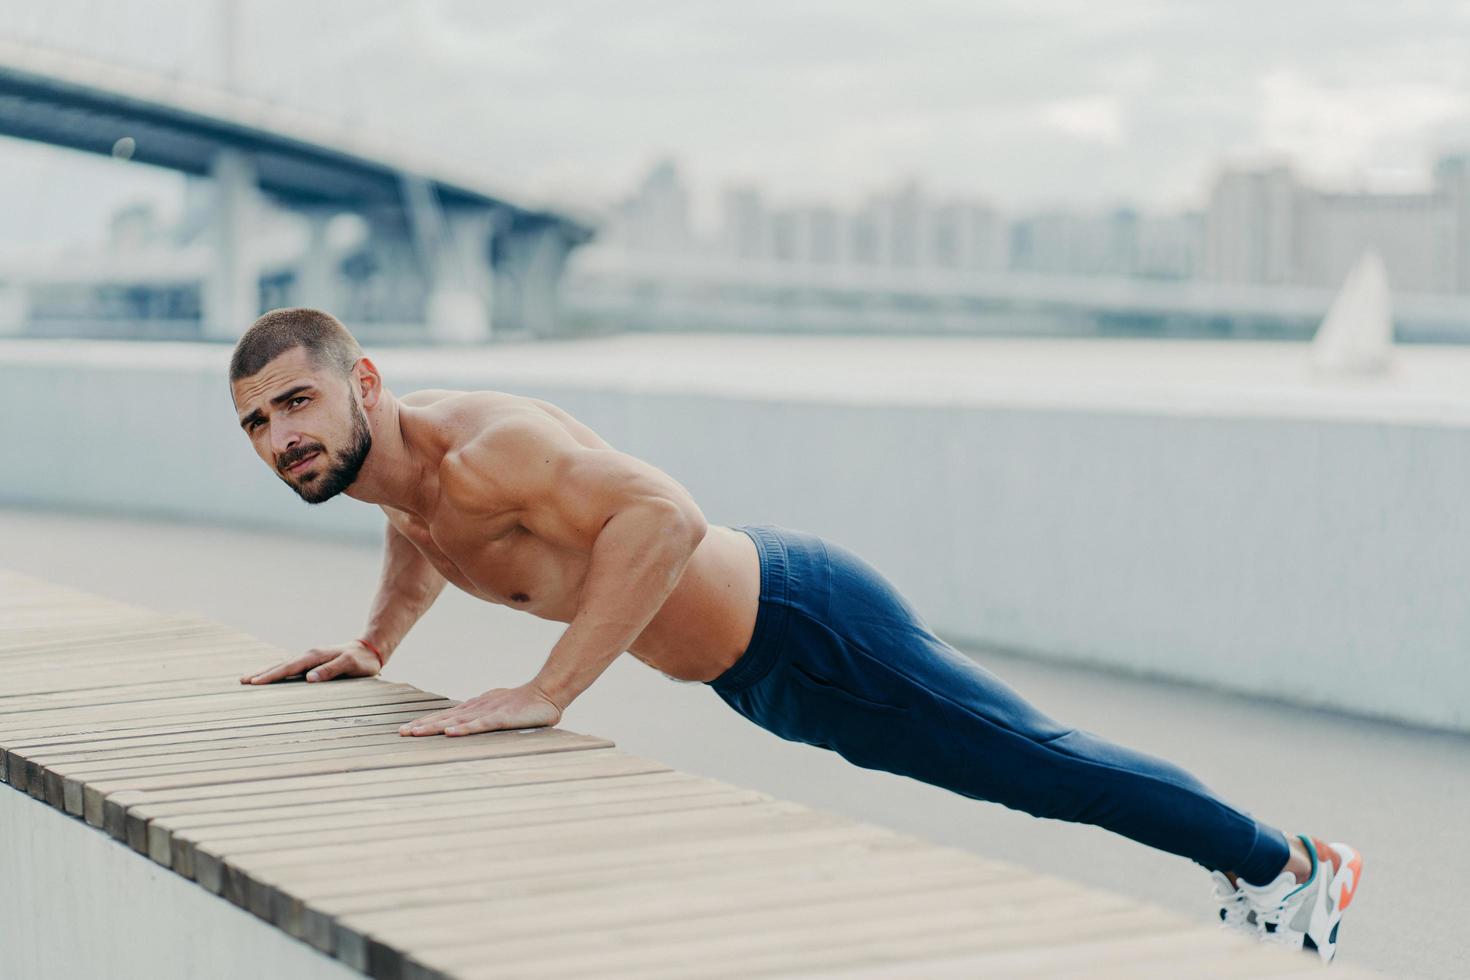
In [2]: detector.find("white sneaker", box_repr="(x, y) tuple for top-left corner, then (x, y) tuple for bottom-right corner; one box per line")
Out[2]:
(1209, 869), (1258, 937)
(1236, 834), (1364, 965)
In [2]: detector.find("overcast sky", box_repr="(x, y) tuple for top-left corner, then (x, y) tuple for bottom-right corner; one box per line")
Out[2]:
(7, 0), (1470, 246)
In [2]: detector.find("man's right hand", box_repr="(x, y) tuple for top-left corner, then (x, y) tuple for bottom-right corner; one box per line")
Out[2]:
(240, 640), (385, 685)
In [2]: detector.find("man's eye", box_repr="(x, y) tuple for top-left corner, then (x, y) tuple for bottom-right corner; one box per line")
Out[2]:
(290, 396), (308, 407)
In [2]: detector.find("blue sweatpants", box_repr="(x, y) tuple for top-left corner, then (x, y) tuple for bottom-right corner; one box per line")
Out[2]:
(707, 524), (1291, 886)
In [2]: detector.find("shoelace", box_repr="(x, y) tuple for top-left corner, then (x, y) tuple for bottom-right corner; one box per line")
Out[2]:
(1246, 890), (1308, 950)
(1211, 875), (1258, 933)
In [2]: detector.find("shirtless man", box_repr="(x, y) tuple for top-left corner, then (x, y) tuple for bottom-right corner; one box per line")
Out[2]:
(229, 308), (1361, 963)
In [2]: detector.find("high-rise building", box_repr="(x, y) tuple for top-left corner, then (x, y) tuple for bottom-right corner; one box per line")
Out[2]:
(609, 159), (692, 254)
(719, 185), (769, 262)
(1205, 159), (1470, 294)
(1135, 212), (1205, 280)
(1204, 166), (1299, 285)
(1011, 209), (1141, 277)
(927, 200), (1008, 272)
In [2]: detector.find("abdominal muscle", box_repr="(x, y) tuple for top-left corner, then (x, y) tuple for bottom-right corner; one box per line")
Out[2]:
(624, 524), (761, 683)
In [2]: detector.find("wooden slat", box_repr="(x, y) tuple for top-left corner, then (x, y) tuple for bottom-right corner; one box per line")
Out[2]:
(301, 829), (923, 952)
(77, 727), (613, 826)
(0, 568), (1380, 980)
(151, 767), (706, 868)
(107, 746), (664, 842)
(126, 747), (666, 850)
(0, 680), (443, 742)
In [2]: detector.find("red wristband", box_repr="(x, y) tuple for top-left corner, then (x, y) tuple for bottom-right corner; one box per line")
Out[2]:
(357, 637), (386, 667)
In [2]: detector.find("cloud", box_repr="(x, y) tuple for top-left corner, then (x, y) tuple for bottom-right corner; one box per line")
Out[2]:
(1255, 68), (1469, 183)
(1040, 96), (1124, 144)
(8, 0), (1470, 219)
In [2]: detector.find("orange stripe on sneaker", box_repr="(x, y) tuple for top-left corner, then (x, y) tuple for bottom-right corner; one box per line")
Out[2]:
(1339, 850), (1364, 911)
(1309, 836), (1342, 876)
(1309, 836), (1364, 911)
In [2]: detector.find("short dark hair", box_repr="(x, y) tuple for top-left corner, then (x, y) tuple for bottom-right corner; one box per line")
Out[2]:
(229, 308), (365, 383)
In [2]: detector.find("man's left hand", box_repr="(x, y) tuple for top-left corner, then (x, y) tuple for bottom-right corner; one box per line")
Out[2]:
(398, 682), (563, 737)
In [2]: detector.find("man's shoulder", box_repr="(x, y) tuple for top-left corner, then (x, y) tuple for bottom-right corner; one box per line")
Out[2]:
(398, 388), (467, 409)
(407, 397), (573, 504)
(399, 389), (529, 441)
(446, 408), (575, 476)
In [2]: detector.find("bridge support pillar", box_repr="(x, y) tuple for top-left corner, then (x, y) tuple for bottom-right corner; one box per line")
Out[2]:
(426, 209), (496, 343)
(399, 175), (492, 343)
(494, 222), (574, 338)
(203, 148), (262, 341)
(296, 210), (339, 312)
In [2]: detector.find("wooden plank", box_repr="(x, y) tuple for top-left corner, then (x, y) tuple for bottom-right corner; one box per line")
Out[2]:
(5, 695), (451, 757)
(121, 747), (665, 847)
(282, 825), (907, 945)
(0, 684), (450, 782)
(218, 804), (864, 913)
(298, 830), (928, 951)
(339, 849), (1028, 975)
(207, 795), (800, 904)
(164, 774), (748, 875)
(1, 622), (253, 650)
(79, 727), (613, 825)
(152, 769), (725, 867)
(0, 673), (379, 715)
(407, 882), (1155, 979)
(19, 706), (451, 769)
(21, 712), (455, 802)
(105, 746), (659, 842)
(0, 680), (442, 741)
(50, 723), (610, 813)
(0, 617), (230, 656)
(533, 909), (1186, 980)
(183, 787), (765, 883)
(156, 769), (717, 852)
(2, 638), (278, 673)
(52, 724), (534, 781)
(0, 649), (309, 700)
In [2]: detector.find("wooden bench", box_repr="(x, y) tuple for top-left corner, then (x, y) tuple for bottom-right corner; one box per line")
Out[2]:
(1, 568), (1376, 978)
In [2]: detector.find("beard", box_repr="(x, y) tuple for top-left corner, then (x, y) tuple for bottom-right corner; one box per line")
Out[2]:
(282, 399), (373, 504)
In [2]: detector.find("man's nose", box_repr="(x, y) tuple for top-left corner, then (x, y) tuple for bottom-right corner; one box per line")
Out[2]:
(272, 430), (303, 460)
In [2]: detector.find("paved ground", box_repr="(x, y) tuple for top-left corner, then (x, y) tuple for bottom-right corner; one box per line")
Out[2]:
(4, 506), (1465, 978)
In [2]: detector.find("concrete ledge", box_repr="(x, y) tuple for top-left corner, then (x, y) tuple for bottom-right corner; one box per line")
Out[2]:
(1, 335), (1464, 733)
(0, 785), (362, 980)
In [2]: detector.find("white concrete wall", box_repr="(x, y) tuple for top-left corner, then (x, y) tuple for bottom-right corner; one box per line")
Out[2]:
(0, 788), (361, 980)
(1, 338), (1465, 734)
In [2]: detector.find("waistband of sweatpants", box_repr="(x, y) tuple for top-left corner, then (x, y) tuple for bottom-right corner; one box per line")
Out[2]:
(706, 524), (792, 694)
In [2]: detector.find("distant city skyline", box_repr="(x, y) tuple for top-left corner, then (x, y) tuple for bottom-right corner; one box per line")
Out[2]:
(593, 150), (1470, 298)
(7, 0), (1470, 251)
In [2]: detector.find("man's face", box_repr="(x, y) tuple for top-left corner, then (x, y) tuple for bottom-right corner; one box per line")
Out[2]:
(232, 346), (372, 504)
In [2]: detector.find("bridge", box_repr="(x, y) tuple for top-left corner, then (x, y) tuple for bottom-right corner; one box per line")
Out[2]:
(0, 38), (594, 341)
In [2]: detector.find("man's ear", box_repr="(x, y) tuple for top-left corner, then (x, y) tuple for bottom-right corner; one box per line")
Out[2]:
(354, 356), (383, 408)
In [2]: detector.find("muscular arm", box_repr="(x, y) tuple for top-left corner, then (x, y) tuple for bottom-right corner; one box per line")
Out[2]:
(454, 414), (708, 709)
(362, 520), (449, 665)
(239, 520), (447, 685)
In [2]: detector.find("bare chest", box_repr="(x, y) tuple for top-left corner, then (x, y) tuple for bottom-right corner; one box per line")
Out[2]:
(384, 507), (587, 617)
